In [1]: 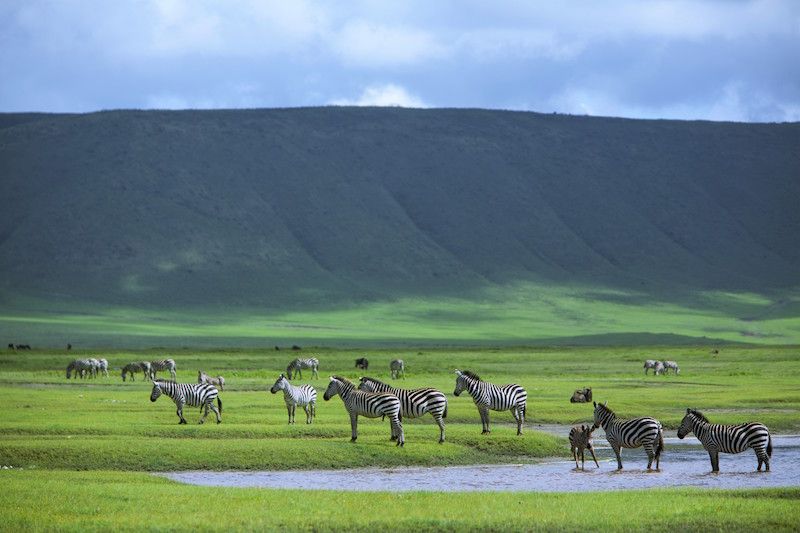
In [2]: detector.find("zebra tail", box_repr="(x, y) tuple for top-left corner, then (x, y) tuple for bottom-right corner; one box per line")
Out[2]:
(655, 430), (665, 457)
(767, 435), (772, 458)
(217, 397), (223, 414)
(443, 403), (448, 419)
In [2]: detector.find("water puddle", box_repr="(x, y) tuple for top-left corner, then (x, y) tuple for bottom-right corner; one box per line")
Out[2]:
(160, 435), (800, 492)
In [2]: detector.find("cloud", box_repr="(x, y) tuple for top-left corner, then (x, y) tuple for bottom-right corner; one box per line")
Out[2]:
(331, 20), (448, 67)
(330, 84), (428, 108)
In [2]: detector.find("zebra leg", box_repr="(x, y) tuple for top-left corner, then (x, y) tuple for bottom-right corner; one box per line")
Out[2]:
(709, 451), (720, 472)
(478, 406), (490, 434)
(210, 402), (221, 424)
(303, 404), (311, 424)
(612, 445), (623, 470)
(435, 415), (445, 443)
(581, 449), (586, 470)
(588, 446), (600, 468)
(349, 413), (358, 442)
(177, 402), (187, 424)
(645, 443), (655, 470)
(199, 402), (210, 424)
(572, 447), (579, 469)
(286, 403), (292, 424)
(392, 415), (404, 447)
(310, 401), (316, 423)
(513, 406), (523, 435)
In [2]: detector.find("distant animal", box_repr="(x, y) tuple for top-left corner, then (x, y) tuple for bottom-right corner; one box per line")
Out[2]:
(569, 424), (599, 470)
(149, 359), (177, 380)
(593, 401), (663, 470)
(16, 344), (31, 350)
(66, 359), (94, 379)
(86, 358), (100, 378)
(390, 359), (405, 379)
(67, 344), (72, 351)
(7, 344), (13, 350)
(323, 375), (403, 446)
(355, 357), (369, 370)
(643, 360), (657, 374)
(150, 379), (222, 424)
(678, 408), (771, 472)
(286, 357), (319, 380)
(97, 358), (109, 378)
(270, 374), (316, 424)
(291, 345), (302, 351)
(711, 349), (719, 354)
(359, 376), (448, 443)
(121, 361), (152, 382)
(570, 387), (592, 403)
(663, 361), (680, 374)
(454, 369), (527, 435)
(274, 346), (280, 351)
(198, 370), (225, 391)
(653, 361), (665, 375)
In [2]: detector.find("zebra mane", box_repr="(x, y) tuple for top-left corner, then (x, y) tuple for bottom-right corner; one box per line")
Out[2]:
(687, 408), (710, 423)
(359, 376), (385, 386)
(461, 370), (481, 381)
(153, 378), (176, 384)
(331, 375), (354, 386)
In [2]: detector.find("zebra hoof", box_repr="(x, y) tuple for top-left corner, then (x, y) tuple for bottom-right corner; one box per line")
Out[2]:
(350, 437), (357, 442)
(439, 439), (445, 444)
(217, 420), (221, 424)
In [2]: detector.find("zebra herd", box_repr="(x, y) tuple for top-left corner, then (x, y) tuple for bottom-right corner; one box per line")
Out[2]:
(65, 358), (108, 379)
(644, 359), (680, 375)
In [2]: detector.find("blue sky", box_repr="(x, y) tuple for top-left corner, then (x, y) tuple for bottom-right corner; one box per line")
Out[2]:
(1, 0), (798, 121)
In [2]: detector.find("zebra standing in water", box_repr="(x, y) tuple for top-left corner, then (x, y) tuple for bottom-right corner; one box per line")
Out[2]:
(66, 359), (94, 379)
(569, 424), (600, 470)
(286, 357), (319, 380)
(149, 379), (222, 424)
(270, 374), (317, 424)
(149, 359), (177, 380)
(323, 375), (404, 446)
(453, 370), (527, 435)
(122, 361), (151, 382)
(358, 376), (448, 443)
(678, 408), (772, 472)
(389, 359), (405, 379)
(593, 401), (664, 470)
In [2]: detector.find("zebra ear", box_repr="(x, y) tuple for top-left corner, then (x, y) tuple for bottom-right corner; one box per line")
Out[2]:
(454, 369), (461, 376)
(603, 400), (607, 407)
(593, 401), (597, 407)
(329, 376), (335, 381)
(686, 408), (691, 414)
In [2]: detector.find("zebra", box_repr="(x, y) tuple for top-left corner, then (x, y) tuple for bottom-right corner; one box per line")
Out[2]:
(66, 359), (93, 379)
(149, 359), (177, 380)
(453, 369), (527, 435)
(677, 408), (772, 472)
(197, 371), (225, 391)
(569, 424), (600, 470)
(286, 357), (319, 380)
(150, 379), (222, 424)
(653, 361), (665, 375)
(97, 358), (109, 378)
(323, 375), (404, 446)
(86, 358), (100, 378)
(270, 374), (317, 424)
(592, 400), (664, 470)
(390, 359), (405, 379)
(643, 360), (657, 374)
(358, 376), (448, 443)
(663, 361), (680, 374)
(121, 361), (152, 382)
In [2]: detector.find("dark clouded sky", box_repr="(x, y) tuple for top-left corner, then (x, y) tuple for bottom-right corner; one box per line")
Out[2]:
(1, 0), (798, 121)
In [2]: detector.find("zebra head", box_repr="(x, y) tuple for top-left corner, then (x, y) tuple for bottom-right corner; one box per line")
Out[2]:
(66, 361), (74, 379)
(150, 381), (163, 402)
(592, 400), (610, 429)
(271, 374), (288, 394)
(285, 363), (294, 380)
(678, 408), (706, 439)
(358, 377), (377, 392)
(453, 370), (466, 396)
(323, 376), (340, 401)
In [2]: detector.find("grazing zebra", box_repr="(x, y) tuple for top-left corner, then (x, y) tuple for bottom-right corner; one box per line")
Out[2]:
(390, 359), (405, 379)
(593, 401), (664, 470)
(453, 369), (527, 435)
(150, 379), (222, 424)
(569, 424), (600, 470)
(149, 359), (177, 380)
(97, 358), (109, 378)
(355, 357), (369, 370)
(678, 408), (772, 472)
(286, 357), (319, 380)
(643, 360), (657, 374)
(66, 359), (94, 379)
(653, 361), (665, 375)
(270, 374), (317, 424)
(358, 376), (448, 443)
(86, 358), (100, 378)
(323, 375), (404, 446)
(663, 361), (680, 374)
(121, 361), (152, 382)
(197, 371), (225, 391)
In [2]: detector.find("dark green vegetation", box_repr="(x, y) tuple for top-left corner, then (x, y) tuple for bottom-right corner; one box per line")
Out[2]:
(1, 108), (799, 345)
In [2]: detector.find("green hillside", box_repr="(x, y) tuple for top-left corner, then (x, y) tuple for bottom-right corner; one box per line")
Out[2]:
(0, 108), (798, 345)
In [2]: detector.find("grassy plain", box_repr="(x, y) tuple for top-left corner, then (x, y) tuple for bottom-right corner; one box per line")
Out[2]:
(1, 345), (798, 531)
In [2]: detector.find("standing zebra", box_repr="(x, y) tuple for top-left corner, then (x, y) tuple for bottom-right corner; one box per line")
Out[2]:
(323, 375), (404, 446)
(97, 358), (109, 378)
(197, 371), (225, 391)
(122, 361), (151, 382)
(149, 359), (177, 380)
(643, 360), (657, 374)
(389, 359), (405, 379)
(270, 374), (317, 424)
(149, 379), (222, 424)
(453, 369), (527, 435)
(569, 424), (600, 470)
(593, 401), (664, 470)
(663, 361), (680, 374)
(66, 359), (94, 379)
(358, 376), (448, 443)
(677, 408), (771, 472)
(653, 361), (665, 376)
(286, 357), (319, 380)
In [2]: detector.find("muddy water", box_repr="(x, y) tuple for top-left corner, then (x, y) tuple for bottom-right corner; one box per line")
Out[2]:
(160, 436), (800, 492)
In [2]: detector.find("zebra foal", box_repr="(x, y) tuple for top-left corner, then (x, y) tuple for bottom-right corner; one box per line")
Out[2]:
(271, 374), (316, 424)
(286, 357), (319, 380)
(198, 370), (225, 391)
(593, 401), (663, 470)
(678, 408), (771, 472)
(569, 424), (599, 470)
(358, 376), (448, 443)
(453, 369), (527, 435)
(323, 375), (404, 446)
(150, 379), (222, 424)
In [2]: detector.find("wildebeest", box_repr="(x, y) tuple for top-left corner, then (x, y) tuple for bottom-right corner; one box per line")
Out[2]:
(274, 346), (280, 351)
(7, 343), (12, 350)
(291, 345), (302, 351)
(570, 387), (592, 403)
(15, 344), (31, 350)
(355, 357), (369, 370)
(67, 343), (72, 351)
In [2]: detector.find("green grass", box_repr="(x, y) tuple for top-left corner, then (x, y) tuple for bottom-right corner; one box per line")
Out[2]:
(1, 470), (798, 532)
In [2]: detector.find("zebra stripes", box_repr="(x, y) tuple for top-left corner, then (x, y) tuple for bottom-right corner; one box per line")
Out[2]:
(593, 401), (664, 470)
(150, 359), (177, 380)
(569, 424), (599, 470)
(678, 408), (771, 472)
(663, 361), (680, 374)
(150, 379), (222, 424)
(122, 361), (151, 382)
(323, 375), (404, 446)
(453, 369), (527, 435)
(271, 374), (317, 424)
(644, 360), (657, 374)
(66, 359), (94, 379)
(286, 358), (319, 380)
(358, 376), (448, 443)
(390, 359), (405, 379)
